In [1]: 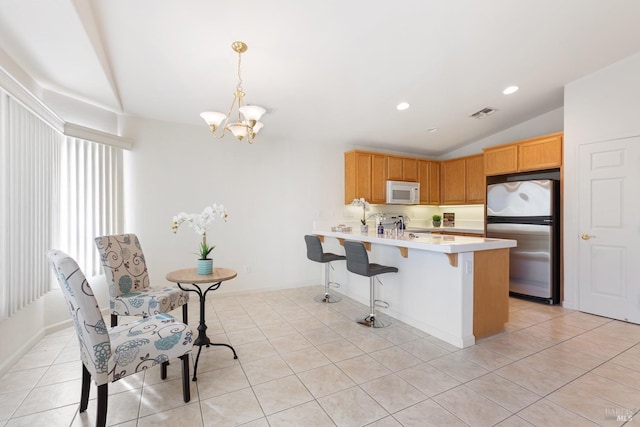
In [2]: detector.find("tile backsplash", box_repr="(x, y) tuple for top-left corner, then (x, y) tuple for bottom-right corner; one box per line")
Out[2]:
(315, 204), (485, 230)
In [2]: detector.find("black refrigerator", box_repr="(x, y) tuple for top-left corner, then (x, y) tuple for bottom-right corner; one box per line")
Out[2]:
(485, 179), (560, 304)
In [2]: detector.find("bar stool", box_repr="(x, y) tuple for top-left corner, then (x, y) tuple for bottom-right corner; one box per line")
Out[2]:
(304, 235), (345, 303)
(344, 240), (398, 328)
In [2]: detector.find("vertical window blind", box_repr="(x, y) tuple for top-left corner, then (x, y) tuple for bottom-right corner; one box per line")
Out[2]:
(0, 94), (61, 320)
(0, 92), (124, 321)
(59, 137), (123, 278)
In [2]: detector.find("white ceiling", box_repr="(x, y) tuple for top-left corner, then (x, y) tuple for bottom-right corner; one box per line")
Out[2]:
(1, 0), (640, 156)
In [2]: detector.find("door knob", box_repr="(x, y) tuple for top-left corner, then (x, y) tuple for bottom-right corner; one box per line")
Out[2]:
(581, 234), (595, 240)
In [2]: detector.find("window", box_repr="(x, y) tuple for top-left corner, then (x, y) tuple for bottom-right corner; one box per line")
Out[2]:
(1, 94), (60, 319)
(58, 137), (123, 278)
(0, 90), (124, 320)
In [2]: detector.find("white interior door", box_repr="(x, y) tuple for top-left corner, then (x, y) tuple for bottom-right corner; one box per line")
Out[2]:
(578, 136), (640, 324)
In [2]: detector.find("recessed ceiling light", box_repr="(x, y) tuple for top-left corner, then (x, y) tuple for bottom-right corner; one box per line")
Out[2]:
(503, 86), (519, 95)
(427, 127), (438, 133)
(396, 102), (410, 111)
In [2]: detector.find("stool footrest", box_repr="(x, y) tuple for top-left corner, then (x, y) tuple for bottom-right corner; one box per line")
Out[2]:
(374, 299), (389, 309)
(328, 281), (341, 289)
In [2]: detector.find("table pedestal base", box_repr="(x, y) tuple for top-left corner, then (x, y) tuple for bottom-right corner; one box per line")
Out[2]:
(191, 322), (237, 381)
(174, 277), (239, 381)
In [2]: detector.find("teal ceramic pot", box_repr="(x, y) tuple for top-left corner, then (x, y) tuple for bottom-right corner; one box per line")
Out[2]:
(197, 259), (213, 275)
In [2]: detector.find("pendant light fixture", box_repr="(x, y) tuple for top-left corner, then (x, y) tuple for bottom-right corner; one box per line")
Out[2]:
(200, 41), (266, 143)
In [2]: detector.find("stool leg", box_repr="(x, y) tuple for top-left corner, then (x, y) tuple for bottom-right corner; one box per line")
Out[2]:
(357, 276), (390, 328)
(314, 262), (342, 303)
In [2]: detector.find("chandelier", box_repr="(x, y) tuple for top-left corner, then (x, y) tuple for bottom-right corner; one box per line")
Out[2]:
(200, 41), (266, 143)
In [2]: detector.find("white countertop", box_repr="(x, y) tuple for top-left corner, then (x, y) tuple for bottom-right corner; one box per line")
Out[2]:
(314, 229), (516, 254)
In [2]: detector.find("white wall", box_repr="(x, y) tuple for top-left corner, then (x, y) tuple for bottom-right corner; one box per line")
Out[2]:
(563, 52), (640, 309)
(120, 116), (351, 293)
(441, 107), (564, 159)
(0, 274), (108, 375)
(0, 299), (45, 374)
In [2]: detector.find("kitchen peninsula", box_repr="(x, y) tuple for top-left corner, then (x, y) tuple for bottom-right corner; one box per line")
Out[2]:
(312, 230), (517, 348)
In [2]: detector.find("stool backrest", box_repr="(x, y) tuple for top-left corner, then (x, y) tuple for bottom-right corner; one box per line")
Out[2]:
(344, 240), (371, 276)
(304, 235), (324, 263)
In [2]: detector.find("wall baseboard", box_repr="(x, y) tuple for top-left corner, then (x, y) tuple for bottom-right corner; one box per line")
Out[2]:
(0, 330), (45, 378)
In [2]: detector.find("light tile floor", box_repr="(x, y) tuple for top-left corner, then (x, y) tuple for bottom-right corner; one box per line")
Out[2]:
(1, 285), (640, 426)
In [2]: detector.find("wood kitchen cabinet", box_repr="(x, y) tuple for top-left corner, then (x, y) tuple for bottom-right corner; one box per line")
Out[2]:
(483, 144), (518, 176)
(345, 133), (561, 208)
(429, 161), (441, 205)
(344, 150), (387, 204)
(388, 156), (418, 182)
(484, 132), (563, 176)
(518, 133), (563, 172)
(441, 155), (485, 205)
(418, 160), (440, 205)
(465, 154), (485, 204)
(403, 158), (418, 181)
(345, 150), (485, 207)
(344, 151), (372, 203)
(441, 158), (466, 204)
(371, 154), (387, 204)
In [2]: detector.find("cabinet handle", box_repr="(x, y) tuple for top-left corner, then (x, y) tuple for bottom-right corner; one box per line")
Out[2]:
(580, 234), (595, 240)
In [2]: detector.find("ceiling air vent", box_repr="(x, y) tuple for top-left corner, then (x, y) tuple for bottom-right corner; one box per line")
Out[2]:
(470, 107), (498, 119)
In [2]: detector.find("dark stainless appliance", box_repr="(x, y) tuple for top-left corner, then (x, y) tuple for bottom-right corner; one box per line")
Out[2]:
(486, 179), (560, 304)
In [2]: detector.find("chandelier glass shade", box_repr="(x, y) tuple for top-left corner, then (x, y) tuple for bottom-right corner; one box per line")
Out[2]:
(200, 41), (266, 143)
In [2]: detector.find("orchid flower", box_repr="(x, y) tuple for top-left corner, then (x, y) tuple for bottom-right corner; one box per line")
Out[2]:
(172, 204), (229, 258)
(351, 198), (371, 225)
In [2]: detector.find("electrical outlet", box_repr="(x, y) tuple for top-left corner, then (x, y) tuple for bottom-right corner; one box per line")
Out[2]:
(243, 265), (251, 273)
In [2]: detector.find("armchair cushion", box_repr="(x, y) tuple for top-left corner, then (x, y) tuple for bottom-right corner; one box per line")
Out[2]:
(111, 287), (189, 317)
(108, 313), (192, 383)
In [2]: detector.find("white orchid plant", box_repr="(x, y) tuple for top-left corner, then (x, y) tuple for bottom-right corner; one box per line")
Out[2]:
(351, 198), (371, 225)
(172, 203), (228, 259)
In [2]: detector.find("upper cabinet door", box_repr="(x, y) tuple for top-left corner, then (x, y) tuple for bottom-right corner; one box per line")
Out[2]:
(419, 160), (442, 205)
(441, 158), (466, 205)
(418, 160), (430, 204)
(388, 156), (418, 181)
(429, 161), (440, 205)
(344, 151), (372, 203)
(465, 154), (485, 204)
(371, 154), (388, 204)
(484, 145), (518, 176)
(518, 134), (563, 172)
(387, 156), (404, 181)
(403, 158), (418, 181)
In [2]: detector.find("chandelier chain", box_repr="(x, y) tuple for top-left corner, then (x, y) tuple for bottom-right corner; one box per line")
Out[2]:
(236, 50), (243, 94)
(235, 50), (244, 123)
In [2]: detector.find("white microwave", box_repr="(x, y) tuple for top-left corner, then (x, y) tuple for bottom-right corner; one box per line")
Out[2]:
(386, 180), (420, 204)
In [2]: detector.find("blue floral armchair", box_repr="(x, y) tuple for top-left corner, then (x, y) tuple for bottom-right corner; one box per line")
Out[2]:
(48, 249), (193, 427)
(95, 233), (189, 327)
